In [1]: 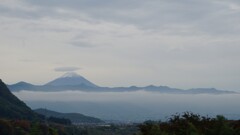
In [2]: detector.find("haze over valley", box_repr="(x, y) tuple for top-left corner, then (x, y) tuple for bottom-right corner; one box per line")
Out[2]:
(10, 72), (240, 122)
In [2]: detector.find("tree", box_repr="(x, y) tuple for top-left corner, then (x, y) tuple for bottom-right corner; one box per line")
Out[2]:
(0, 119), (13, 135)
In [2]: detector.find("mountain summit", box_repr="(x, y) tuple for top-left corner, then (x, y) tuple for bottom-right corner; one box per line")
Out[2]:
(60, 72), (82, 78)
(45, 72), (98, 87)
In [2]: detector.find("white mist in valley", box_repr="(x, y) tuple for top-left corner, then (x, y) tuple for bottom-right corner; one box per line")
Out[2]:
(13, 91), (240, 121)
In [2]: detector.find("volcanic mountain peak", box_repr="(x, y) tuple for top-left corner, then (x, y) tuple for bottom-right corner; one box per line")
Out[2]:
(45, 72), (98, 87)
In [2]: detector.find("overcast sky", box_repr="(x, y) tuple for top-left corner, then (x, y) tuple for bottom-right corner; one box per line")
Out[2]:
(1, 0), (240, 91)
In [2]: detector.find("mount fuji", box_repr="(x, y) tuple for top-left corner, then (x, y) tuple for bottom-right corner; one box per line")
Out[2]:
(45, 72), (98, 87)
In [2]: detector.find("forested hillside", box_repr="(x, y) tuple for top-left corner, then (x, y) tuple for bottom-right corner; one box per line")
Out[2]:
(0, 79), (39, 120)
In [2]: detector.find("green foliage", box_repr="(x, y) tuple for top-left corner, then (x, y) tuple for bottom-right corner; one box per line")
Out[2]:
(1, 115), (239, 135)
(30, 123), (43, 135)
(47, 116), (72, 125)
(138, 112), (240, 135)
(0, 119), (68, 135)
(139, 121), (169, 135)
(0, 119), (13, 135)
(210, 115), (234, 135)
(49, 127), (58, 135)
(186, 123), (199, 135)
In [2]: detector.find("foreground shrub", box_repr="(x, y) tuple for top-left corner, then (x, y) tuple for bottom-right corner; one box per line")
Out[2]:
(138, 112), (240, 135)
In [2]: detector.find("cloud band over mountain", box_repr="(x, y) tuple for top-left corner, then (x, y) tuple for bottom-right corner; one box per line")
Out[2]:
(54, 67), (81, 72)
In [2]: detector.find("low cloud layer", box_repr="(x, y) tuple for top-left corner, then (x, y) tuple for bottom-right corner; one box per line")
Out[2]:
(13, 91), (240, 121)
(12, 90), (240, 103)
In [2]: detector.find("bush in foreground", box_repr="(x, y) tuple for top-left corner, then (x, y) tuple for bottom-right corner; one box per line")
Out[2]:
(138, 112), (240, 135)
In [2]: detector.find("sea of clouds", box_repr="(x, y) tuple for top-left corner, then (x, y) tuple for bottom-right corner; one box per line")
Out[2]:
(13, 90), (240, 121)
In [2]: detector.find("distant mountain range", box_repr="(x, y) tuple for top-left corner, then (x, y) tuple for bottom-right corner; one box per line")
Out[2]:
(34, 108), (103, 124)
(7, 72), (237, 94)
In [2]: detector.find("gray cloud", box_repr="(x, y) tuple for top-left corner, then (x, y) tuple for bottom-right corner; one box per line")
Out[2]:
(2, 0), (240, 36)
(20, 0), (240, 35)
(54, 67), (81, 72)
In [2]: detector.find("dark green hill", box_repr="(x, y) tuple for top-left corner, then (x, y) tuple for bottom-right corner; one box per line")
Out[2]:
(35, 108), (103, 124)
(0, 79), (38, 120)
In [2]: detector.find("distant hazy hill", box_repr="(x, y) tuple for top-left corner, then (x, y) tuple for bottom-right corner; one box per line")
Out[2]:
(7, 81), (37, 91)
(0, 79), (39, 120)
(7, 72), (237, 94)
(34, 108), (103, 124)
